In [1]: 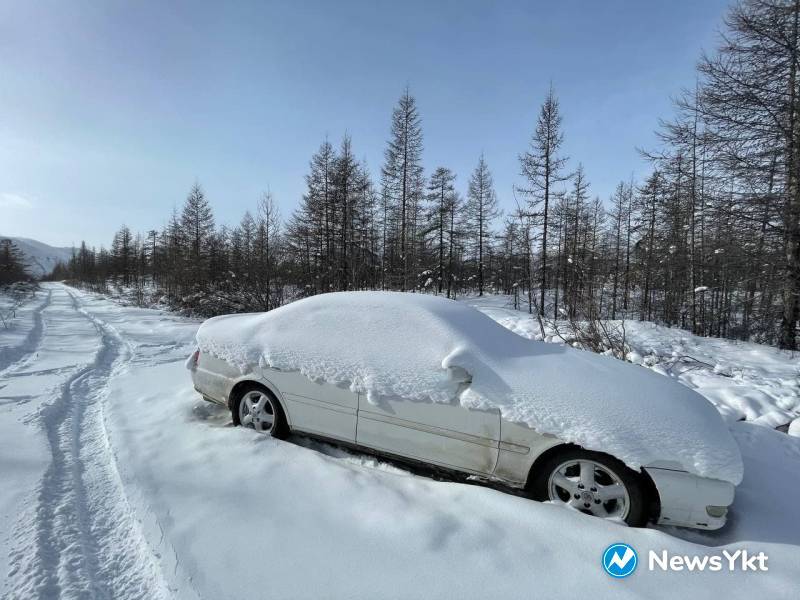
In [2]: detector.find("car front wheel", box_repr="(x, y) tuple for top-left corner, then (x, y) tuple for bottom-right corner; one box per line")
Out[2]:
(231, 385), (289, 439)
(527, 447), (650, 527)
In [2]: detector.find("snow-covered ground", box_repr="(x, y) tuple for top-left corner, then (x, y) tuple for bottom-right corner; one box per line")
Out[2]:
(1, 284), (798, 599)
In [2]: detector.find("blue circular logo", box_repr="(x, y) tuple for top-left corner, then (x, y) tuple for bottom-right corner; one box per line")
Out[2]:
(602, 543), (638, 578)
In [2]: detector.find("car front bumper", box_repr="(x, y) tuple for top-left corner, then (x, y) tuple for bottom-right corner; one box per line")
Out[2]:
(645, 467), (735, 530)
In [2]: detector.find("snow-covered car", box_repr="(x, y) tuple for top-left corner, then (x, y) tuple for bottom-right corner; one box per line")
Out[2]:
(189, 292), (742, 530)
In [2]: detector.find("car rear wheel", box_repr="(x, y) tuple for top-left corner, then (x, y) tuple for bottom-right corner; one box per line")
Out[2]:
(231, 385), (289, 439)
(527, 447), (649, 527)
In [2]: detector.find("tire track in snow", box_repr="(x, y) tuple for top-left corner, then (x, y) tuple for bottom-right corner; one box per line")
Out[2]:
(4, 287), (172, 600)
(0, 288), (52, 377)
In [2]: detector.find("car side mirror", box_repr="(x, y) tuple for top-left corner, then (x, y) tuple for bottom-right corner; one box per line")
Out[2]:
(446, 365), (472, 384)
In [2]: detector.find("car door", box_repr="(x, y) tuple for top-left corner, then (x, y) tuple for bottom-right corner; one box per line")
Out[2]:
(356, 396), (500, 476)
(261, 367), (358, 442)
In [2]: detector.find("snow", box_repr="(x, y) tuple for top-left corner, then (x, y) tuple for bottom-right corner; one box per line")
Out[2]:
(1, 284), (799, 599)
(197, 292), (743, 484)
(0, 284), (175, 599)
(626, 350), (644, 365)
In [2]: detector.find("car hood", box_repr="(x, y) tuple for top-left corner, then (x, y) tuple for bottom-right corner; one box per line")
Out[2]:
(447, 340), (743, 485)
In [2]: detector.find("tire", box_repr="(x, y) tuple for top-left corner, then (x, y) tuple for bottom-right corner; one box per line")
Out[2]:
(231, 384), (289, 440)
(527, 447), (650, 527)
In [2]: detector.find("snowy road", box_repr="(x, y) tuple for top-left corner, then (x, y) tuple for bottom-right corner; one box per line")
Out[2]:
(1, 284), (173, 599)
(1, 283), (798, 599)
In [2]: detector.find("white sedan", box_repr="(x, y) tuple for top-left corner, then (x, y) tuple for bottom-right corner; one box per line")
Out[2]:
(189, 292), (741, 530)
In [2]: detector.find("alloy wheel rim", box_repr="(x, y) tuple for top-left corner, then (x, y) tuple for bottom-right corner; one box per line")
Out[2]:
(239, 391), (275, 433)
(547, 459), (630, 519)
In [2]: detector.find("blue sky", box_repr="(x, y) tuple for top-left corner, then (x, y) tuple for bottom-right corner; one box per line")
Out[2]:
(0, 0), (731, 248)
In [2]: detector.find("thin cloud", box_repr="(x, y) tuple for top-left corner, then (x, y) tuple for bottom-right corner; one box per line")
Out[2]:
(0, 192), (34, 209)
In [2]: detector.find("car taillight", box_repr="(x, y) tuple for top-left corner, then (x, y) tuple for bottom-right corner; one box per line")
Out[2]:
(185, 349), (201, 371)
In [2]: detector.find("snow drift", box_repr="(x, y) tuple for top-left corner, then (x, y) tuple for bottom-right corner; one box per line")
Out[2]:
(196, 292), (743, 484)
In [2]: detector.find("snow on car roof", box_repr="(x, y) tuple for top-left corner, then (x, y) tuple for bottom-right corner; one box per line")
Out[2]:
(196, 291), (743, 484)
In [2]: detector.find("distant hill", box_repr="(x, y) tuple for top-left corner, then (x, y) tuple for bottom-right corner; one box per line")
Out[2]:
(0, 236), (74, 278)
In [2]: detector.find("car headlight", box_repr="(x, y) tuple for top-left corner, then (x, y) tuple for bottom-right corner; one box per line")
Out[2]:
(706, 505), (728, 518)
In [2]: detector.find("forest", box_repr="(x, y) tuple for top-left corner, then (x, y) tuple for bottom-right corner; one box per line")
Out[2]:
(50, 0), (800, 351)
